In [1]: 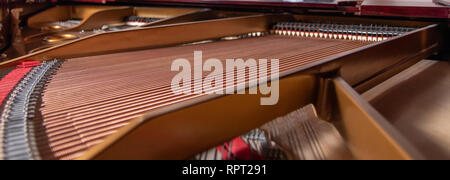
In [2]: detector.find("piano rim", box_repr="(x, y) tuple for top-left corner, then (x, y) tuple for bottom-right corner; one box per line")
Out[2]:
(0, 11), (446, 160)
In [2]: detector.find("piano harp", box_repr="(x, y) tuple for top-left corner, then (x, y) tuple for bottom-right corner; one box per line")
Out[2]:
(0, 0), (448, 160)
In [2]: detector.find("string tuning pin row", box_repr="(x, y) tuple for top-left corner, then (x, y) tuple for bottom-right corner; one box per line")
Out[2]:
(272, 22), (416, 42)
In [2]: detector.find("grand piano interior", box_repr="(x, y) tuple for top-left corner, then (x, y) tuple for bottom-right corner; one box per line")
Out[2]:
(0, 0), (448, 160)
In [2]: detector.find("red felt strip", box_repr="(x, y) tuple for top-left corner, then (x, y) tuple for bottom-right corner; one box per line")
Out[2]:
(0, 61), (41, 105)
(217, 137), (264, 160)
(0, 68), (32, 104)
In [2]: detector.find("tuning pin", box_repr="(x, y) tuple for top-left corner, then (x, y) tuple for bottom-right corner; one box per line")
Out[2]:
(321, 24), (326, 39)
(287, 23), (293, 36)
(304, 24), (310, 38)
(274, 23), (280, 35)
(300, 24), (305, 37)
(290, 23), (296, 36)
(328, 26), (334, 39)
(333, 29), (338, 39)
(321, 24), (327, 39)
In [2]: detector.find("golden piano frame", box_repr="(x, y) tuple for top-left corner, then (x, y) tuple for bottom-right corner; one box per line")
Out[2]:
(0, 7), (447, 159)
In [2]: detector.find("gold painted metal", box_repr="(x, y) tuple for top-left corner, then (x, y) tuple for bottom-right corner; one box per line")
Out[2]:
(21, 6), (134, 52)
(71, 7), (134, 31)
(28, 45), (53, 54)
(79, 75), (318, 160)
(28, 5), (131, 30)
(43, 33), (78, 44)
(133, 7), (208, 28)
(8, 6), (209, 62)
(0, 14), (288, 68)
(27, 6), (72, 29)
(8, 13), (440, 76)
(61, 34), (76, 39)
(49, 25), (63, 30)
(147, 9), (260, 27)
(78, 73), (429, 160)
(1, 10), (444, 160)
(331, 77), (423, 160)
